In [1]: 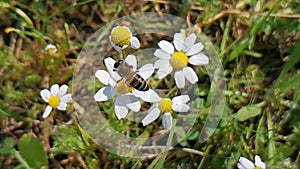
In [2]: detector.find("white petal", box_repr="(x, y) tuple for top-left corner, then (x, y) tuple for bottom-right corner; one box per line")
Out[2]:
(237, 157), (255, 169)
(104, 57), (122, 80)
(111, 42), (122, 52)
(115, 96), (129, 119)
(186, 42), (204, 56)
(172, 95), (190, 104)
(42, 105), (52, 118)
(133, 89), (161, 103)
(173, 33), (184, 51)
(57, 102), (67, 111)
(126, 95), (141, 112)
(60, 94), (72, 103)
(125, 55), (137, 71)
(130, 36), (140, 49)
(237, 163), (248, 169)
(154, 49), (171, 60)
(93, 86), (116, 102)
(158, 40), (174, 54)
(40, 89), (51, 102)
(95, 70), (110, 85)
(183, 33), (196, 52)
(57, 85), (68, 97)
(44, 44), (57, 53)
(183, 67), (198, 84)
(254, 155), (266, 169)
(142, 107), (161, 126)
(137, 64), (154, 80)
(174, 70), (185, 88)
(162, 113), (173, 130)
(172, 102), (190, 112)
(188, 53), (209, 66)
(115, 105), (129, 120)
(154, 59), (173, 79)
(50, 84), (59, 96)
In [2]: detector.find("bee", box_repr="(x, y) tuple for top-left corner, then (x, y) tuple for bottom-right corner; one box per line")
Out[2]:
(113, 60), (149, 91)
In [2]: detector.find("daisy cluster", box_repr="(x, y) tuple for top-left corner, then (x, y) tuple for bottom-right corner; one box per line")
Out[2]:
(94, 25), (209, 130)
(39, 27), (267, 168)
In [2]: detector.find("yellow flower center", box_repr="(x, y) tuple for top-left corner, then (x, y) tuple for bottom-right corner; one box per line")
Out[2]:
(158, 98), (173, 113)
(170, 51), (189, 70)
(111, 26), (131, 47)
(48, 96), (60, 109)
(46, 48), (56, 56)
(254, 167), (262, 169)
(117, 79), (133, 94)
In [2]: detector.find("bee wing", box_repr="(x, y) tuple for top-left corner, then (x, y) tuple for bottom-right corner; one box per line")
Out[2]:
(125, 54), (137, 70)
(137, 64), (154, 80)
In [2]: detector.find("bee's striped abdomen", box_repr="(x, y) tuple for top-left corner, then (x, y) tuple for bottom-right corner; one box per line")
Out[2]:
(126, 72), (149, 91)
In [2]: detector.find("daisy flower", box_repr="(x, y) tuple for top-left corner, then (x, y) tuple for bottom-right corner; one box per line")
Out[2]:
(109, 26), (140, 52)
(44, 44), (57, 55)
(93, 55), (160, 119)
(142, 95), (190, 130)
(40, 84), (72, 118)
(154, 32), (209, 88)
(237, 155), (266, 169)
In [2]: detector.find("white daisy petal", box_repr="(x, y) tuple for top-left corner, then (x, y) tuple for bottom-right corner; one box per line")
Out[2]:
(188, 53), (209, 66)
(133, 89), (161, 103)
(130, 36), (140, 49)
(237, 157), (255, 169)
(137, 64), (154, 80)
(125, 55), (137, 70)
(61, 94), (72, 103)
(104, 57), (122, 80)
(95, 70), (111, 85)
(237, 163), (248, 169)
(172, 102), (190, 112)
(186, 42), (204, 56)
(183, 67), (198, 84)
(162, 113), (173, 130)
(115, 96), (129, 119)
(44, 44), (57, 53)
(172, 95), (190, 104)
(158, 40), (174, 54)
(254, 155), (266, 169)
(174, 70), (185, 88)
(142, 107), (161, 126)
(58, 85), (68, 97)
(57, 102), (67, 111)
(50, 84), (59, 96)
(93, 86), (116, 102)
(154, 59), (173, 79)
(40, 89), (51, 102)
(115, 105), (129, 120)
(154, 49), (171, 60)
(111, 42), (122, 53)
(183, 33), (196, 52)
(126, 95), (141, 112)
(174, 33), (184, 51)
(42, 105), (52, 118)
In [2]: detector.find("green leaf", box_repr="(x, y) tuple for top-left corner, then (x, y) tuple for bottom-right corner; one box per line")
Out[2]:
(187, 129), (199, 141)
(0, 137), (15, 155)
(19, 134), (48, 169)
(175, 126), (186, 145)
(274, 42), (300, 90)
(234, 102), (265, 122)
(228, 38), (249, 61)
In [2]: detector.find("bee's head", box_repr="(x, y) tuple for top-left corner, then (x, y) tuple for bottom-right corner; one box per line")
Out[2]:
(113, 60), (124, 71)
